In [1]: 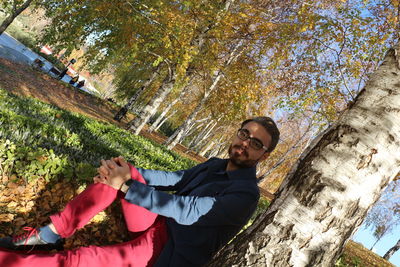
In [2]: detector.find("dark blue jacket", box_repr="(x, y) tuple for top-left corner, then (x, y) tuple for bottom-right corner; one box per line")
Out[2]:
(124, 158), (260, 266)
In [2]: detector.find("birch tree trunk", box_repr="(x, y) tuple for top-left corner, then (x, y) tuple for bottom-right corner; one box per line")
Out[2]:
(114, 67), (160, 122)
(148, 97), (179, 132)
(165, 40), (244, 149)
(127, 72), (175, 135)
(383, 238), (400, 260)
(0, 0), (34, 35)
(257, 125), (311, 183)
(165, 93), (210, 149)
(154, 110), (177, 132)
(148, 85), (188, 132)
(207, 45), (400, 266)
(199, 140), (215, 157)
(369, 237), (381, 251)
(188, 119), (214, 149)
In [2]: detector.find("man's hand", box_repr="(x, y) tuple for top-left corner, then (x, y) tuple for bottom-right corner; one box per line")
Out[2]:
(95, 156), (131, 190)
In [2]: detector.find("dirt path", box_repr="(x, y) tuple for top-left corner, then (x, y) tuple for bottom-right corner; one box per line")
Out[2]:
(0, 58), (206, 163)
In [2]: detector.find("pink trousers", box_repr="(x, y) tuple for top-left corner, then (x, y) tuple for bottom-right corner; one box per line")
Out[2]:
(0, 165), (168, 267)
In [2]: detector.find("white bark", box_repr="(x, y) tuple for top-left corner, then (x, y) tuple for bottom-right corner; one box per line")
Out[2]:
(188, 120), (215, 149)
(207, 45), (400, 266)
(127, 72), (175, 135)
(154, 110), (177, 132)
(185, 119), (202, 136)
(258, 124), (312, 182)
(191, 121), (220, 152)
(149, 83), (190, 132)
(199, 140), (215, 157)
(149, 98), (179, 132)
(165, 96), (207, 149)
(165, 40), (244, 149)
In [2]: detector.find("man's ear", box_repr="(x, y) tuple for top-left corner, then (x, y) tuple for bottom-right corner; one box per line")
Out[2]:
(259, 152), (270, 162)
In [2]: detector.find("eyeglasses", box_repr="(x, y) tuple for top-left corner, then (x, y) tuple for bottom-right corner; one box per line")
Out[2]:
(237, 129), (268, 151)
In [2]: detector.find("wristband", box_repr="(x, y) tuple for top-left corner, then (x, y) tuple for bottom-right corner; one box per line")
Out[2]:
(120, 179), (134, 193)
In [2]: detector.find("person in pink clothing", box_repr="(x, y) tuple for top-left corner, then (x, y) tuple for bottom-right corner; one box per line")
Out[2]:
(0, 158), (169, 267)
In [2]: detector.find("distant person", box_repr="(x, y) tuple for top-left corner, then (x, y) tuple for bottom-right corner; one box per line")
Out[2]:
(58, 68), (68, 80)
(107, 98), (116, 104)
(0, 117), (280, 267)
(76, 80), (85, 89)
(33, 58), (44, 69)
(69, 75), (79, 85)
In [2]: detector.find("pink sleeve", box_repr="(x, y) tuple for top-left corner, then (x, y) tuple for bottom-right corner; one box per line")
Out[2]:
(128, 163), (146, 184)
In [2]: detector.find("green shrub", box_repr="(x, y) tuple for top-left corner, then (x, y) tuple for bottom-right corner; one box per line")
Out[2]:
(0, 139), (71, 182)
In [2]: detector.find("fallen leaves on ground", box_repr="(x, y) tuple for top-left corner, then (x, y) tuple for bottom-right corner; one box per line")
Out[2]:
(0, 175), (130, 250)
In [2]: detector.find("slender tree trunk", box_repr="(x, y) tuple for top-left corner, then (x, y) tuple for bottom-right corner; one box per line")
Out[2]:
(148, 84), (188, 132)
(191, 121), (220, 152)
(188, 119), (214, 148)
(165, 71), (223, 149)
(370, 237), (382, 251)
(207, 45), (400, 266)
(206, 137), (227, 158)
(113, 89), (142, 121)
(0, 0), (34, 35)
(148, 98), (179, 132)
(154, 110), (177, 132)
(182, 117), (211, 146)
(199, 140), (217, 157)
(165, 40), (244, 149)
(199, 142), (214, 157)
(127, 72), (176, 135)
(114, 68), (160, 122)
(383, 238), (400, 260)
(258, 125), (311, 183)
(215, 144), (228, 158)
(165, 95), (208, 149)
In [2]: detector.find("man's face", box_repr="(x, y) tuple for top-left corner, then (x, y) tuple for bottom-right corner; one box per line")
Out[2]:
(228, 121), (272, 169)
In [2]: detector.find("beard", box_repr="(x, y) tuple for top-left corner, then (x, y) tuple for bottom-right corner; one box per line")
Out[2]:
(228, 144), (259, 169)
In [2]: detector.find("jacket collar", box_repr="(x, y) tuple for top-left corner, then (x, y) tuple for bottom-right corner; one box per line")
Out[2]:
(208, 158), (257, 181)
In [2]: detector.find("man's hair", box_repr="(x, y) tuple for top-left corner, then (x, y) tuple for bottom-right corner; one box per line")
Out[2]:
(241, 116), (280, 153)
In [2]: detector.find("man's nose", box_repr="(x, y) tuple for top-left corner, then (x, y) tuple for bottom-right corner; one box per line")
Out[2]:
(241, 138), (250, 148)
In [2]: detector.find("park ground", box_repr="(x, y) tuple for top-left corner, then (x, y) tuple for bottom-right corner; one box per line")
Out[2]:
(0, 58), (395, 266)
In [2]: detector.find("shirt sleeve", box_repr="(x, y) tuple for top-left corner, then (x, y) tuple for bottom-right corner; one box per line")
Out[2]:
(128, 164), (186, 191)
(124, 180), (259, 226)
(136, 168), (186, 190)
(133, 159), (214, 191)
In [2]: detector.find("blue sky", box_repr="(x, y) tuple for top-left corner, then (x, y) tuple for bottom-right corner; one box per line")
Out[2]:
(353, 225), (400, 266)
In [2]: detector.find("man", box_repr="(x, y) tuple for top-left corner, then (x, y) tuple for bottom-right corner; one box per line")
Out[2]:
(0, 117), (280, 266)
(69, 75), (79, 85)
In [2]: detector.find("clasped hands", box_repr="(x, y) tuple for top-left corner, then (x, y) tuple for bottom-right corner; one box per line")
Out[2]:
(93, 156), (131, 190)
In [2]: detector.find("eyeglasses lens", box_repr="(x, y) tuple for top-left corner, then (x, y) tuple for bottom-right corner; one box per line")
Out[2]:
(237, 129), (263, 150)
